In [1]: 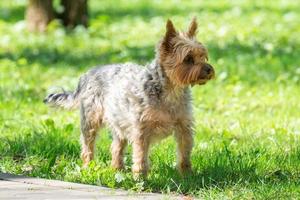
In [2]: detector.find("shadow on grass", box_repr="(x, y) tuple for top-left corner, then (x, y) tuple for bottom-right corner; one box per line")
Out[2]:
(0, 45), (154, 69)
(0, 123), (80, 161)
(0, 127), (297, 194)
(146, 151), (296, 194)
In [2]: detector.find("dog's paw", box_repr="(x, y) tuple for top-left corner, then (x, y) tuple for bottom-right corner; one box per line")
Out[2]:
(111, 161), (125, 171)
(132, 165), (148, 180)
(178, 162), (192, 175)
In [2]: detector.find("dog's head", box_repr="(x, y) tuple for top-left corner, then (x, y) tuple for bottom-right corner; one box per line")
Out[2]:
(157, 18), (215, 87)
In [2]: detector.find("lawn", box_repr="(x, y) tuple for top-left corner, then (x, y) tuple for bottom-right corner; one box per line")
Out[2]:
(1, 0), (300, 199)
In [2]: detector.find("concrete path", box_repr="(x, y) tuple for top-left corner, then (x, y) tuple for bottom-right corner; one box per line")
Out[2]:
(0, 173), (183, 200)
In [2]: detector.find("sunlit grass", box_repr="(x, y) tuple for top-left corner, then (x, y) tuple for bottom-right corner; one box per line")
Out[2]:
(1, 0), (300, 199)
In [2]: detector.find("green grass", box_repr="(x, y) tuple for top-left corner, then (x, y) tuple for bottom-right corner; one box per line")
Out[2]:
(1, 0), (300, 199)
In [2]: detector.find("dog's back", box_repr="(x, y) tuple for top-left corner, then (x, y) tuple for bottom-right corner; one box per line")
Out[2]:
(44, 63), (145, 110)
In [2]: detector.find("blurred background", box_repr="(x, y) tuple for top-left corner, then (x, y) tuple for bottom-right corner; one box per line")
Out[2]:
(1, 0), (300, 198)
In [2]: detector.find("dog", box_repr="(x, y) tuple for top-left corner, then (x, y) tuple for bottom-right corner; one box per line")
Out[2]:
(44, 18), (215, 176)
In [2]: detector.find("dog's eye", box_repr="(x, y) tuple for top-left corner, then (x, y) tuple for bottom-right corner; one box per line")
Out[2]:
(184, 55), (194, 65)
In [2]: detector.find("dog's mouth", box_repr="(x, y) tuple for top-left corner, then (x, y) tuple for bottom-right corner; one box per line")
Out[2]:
(191, 79), (208, 87)
(198, 80), (208, 85)
(191, 74), (215, 86)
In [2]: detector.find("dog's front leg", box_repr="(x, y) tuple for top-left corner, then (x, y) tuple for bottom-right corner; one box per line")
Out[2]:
(111, 135), (127, 170)
(174, 121), (194, 174)
(132, 133), (150, 177)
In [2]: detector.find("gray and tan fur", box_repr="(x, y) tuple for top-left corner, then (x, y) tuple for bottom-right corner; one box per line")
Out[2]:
(44, 18), (215, 176)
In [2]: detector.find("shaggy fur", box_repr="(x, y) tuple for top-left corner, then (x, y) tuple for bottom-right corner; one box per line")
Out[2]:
(44, 18), (215, 176)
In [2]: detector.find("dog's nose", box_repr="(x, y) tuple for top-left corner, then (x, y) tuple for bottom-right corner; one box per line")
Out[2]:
(204, 63), (214, 75)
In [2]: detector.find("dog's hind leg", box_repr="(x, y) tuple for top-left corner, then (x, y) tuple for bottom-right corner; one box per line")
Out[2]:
(80, 101), (102, 167)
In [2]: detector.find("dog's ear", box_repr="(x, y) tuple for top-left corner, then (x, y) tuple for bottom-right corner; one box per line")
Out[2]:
(162, 19), (177, 51)
(187, 17), (198, 38)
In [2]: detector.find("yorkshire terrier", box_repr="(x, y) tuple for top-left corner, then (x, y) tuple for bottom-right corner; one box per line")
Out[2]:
(44, 18), (215, 176)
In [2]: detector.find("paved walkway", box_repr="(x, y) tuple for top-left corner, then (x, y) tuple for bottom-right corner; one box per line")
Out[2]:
(0, 173), (182, 200)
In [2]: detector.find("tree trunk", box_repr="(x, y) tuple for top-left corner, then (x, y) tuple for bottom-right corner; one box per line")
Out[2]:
(60, 0), (88, 28)
(26, 0), (54, 32)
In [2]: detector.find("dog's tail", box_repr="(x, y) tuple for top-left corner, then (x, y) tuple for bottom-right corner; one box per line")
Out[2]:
(43, 78), (84, 110)
(43, 91), (79, 110)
